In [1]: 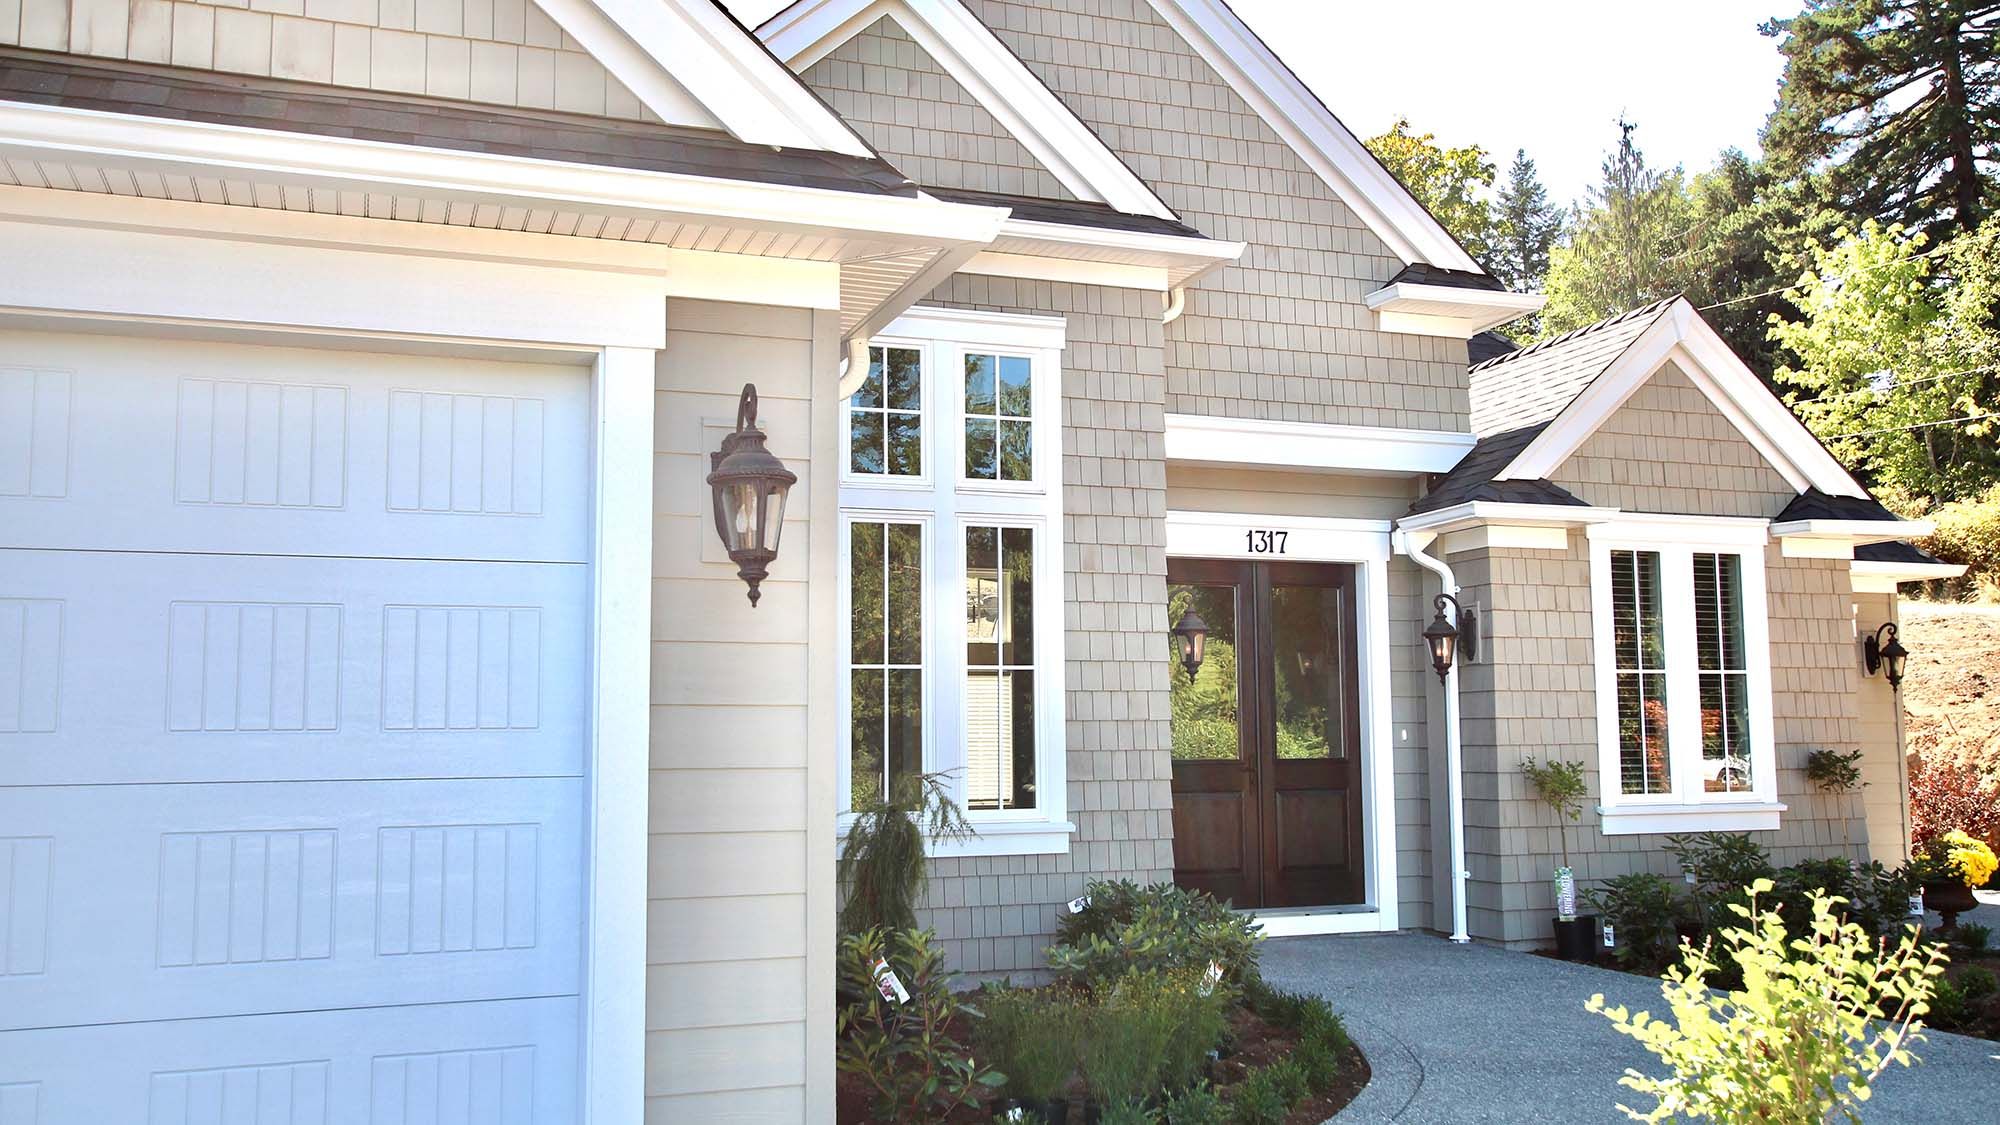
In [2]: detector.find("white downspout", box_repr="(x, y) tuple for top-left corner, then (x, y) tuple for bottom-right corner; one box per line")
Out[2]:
(1395, 527), (1470, 944)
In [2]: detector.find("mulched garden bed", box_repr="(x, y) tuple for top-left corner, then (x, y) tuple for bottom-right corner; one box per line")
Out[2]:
(836, 1000), (1371, 1123)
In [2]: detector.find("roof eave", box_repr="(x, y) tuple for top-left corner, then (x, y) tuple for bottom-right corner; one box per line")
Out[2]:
(1364, 282), (1545, 339)
(1396, 501), (1622, 536)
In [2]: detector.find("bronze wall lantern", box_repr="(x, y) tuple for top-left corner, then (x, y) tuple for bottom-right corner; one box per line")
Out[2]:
(706, 384), (796, 607)
(1863, 621), (1908, 690)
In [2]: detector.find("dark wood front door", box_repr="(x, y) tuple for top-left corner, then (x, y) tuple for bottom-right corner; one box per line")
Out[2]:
(1168, 559), (1364, 909)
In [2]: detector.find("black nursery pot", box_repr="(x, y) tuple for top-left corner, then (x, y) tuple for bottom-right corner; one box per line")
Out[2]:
(1553, 914), (1600, 962)
(1010, 1096), (1070, 1125)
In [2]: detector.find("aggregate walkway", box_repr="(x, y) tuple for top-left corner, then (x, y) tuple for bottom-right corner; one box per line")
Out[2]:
(1262, 928), (2000, 1124)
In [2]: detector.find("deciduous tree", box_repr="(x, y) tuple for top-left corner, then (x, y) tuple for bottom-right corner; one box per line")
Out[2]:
(1364, 117), (1496, 264)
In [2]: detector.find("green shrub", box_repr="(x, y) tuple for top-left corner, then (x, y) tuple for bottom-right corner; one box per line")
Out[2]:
(973, 984), (1081, 1103)
(1097, 1099), (1159, 1125)
(836, 927), (1003, 1121)
(1804, 747), (1866, 794)
(838, 772), (971, 935)
(1161, 1081), (1228, 1125)
(1955, 922), (1993, 955)
(1913, 482), (2000, 598)
(1227, 1058), (1305, 1125)
(1586, 873), (1685, 970)
(1588, 881), (1945, 1123)
(1931, 976), (1973, 1028)
(1078, 968), (1229, 1104)
(1049, 882), (1261, 1000)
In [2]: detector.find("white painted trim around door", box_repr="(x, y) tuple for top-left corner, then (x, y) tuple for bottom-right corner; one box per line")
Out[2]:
(1165, 413), (1476, 476)
(1164, 509), (1399, 933)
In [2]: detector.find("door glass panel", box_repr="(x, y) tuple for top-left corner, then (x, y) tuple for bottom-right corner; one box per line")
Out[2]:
(1271, 584), (1342, 760)
(1169, 583), (1240, 761)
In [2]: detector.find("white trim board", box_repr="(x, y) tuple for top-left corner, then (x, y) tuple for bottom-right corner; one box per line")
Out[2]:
(1364, 282), (1545, 339)
(1496, 299), (1869, 500)
(1165, 414), (1476, 476)
(1851, 559), (1968, 593)
(760, 0), (1178, 219)
(542, 0), (874, 155)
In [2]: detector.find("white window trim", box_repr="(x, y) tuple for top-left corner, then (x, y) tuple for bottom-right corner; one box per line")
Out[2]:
(837, 308), (1071, 857)
(1587, 518), (1782, 835)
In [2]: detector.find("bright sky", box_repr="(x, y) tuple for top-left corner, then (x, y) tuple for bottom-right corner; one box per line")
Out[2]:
(725, 0), (1789, 207)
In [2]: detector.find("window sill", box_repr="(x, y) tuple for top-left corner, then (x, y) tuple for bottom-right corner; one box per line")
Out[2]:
(1597, 801), (1786, 836)
(835, 817), (1076, 858)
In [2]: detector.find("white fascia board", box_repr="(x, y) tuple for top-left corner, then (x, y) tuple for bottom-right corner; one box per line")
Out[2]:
(545, 0), (873, 155)
(1394, 501), (1623, 536)
(760, 0), (1178, 219)
(1770, 518), (1936, 545)
(1498, 300), (1869, 499)
(1364, 282), (1545, 338)
(1165, 413), (1476, 475)
(885, 305), (1068, 350)
(0, 101), (1008, 248)
(1852, 560), (1968, 592)
(1142, 0), (1483, 273)
(965, 219), (1245, 290)
(960, 252), (1170, 290)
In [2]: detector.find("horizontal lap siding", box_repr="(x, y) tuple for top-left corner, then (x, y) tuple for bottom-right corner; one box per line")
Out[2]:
(916, 275), (1173, 978)
(961, 0), (1471, 431)
(646, 300), (833, 1121)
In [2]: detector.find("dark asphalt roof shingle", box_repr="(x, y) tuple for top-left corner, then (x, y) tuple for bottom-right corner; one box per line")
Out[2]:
(1466, 297), (1677, 436)
(1408, 425), (1589, 514)
(1775, 489), (1903, 523)
(0, 47), (919, 196)
(917, 185), (1206, 238)
(1855, 541), (1949, 565)
(1386, 262), (1505, 292)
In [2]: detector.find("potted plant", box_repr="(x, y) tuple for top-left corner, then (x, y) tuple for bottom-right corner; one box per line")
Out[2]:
(1522, 755), (1596, 961)
(1804, 747), (1866, 849)
(1912, 829), (1997, 932)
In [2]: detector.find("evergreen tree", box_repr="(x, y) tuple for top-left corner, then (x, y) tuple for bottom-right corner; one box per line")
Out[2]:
(1539, 120), (1695, 336)
(1490, 149), (1565, 294)
(1762, 0), (2000, 241)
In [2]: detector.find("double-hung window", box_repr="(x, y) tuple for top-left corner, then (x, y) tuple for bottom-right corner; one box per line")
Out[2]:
(837, 308), (1070, 856)
(1587, 520), (1778, 834)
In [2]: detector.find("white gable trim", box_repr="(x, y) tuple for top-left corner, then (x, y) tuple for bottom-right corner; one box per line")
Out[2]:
(1364, 281), (1545, 338)
(1496, 299), (1870, 499)
(1142, 0), (1483, 272)
(760, 0), (1178, 219)
(540, 0), (874, 156)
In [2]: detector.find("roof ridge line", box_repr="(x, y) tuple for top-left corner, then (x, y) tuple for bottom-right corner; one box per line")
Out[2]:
(1468, 295), (1678, 373)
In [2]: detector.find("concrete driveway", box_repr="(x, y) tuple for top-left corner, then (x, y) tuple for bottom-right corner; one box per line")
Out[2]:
(1263, 928), (2000, 1124)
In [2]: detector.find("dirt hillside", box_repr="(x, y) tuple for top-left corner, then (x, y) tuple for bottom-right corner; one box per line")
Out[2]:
(1900, 602), (2000, 766)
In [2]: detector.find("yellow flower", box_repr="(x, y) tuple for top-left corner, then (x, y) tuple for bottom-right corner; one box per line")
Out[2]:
(1921, 830), (1998, 889)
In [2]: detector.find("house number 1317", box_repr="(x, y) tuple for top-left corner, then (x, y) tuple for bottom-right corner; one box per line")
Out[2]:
(1244, 529), (1288, 554)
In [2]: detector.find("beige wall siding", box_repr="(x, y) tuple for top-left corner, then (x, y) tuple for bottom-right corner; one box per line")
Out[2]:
(8, 0), (695, 124)
(910, 273), (1175, 976)
(1165, 466), (1434, 926)
(1448, 533), (1877, 945)
(956, 0), (1471, 430)
(801, 14), (1073, 199)
(647, 300), (835, 1122)
(1853, 591), (1909, 864)
(1550, 360), (1797, 517)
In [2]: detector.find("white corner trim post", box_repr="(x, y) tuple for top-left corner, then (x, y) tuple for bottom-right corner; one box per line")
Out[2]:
(1396, 528), (1469, 944)
(585, 346), (656, 1122)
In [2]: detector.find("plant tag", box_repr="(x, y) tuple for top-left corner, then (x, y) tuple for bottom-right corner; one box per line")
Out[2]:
(1908, 892), (1925, 917)
(1067, 894), (1092, 914)
(1199, 959), (1224, 996)
(870, 957), (910, 1005)
(1002, 1109), (1026, 1123)
(1683, 869), (1697, 885)
(1554, 866), (1577, 921)
(1601, 922), (1616, 949)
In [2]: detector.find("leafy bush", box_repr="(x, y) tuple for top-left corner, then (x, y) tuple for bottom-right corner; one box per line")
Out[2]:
(836, 927), (1003, 1121)
(1911, 482), (2000, 597)
(1226, 1058), (1307, 1125)
(1097, 1099), (1158, 1125)
(1588, 881), (1945, 1123)
(1766, 857), (1914, 941)
(1911, 753), (2000, 853)
(1804, 747), (1865, 794)
(1522, 755), (1589, 876)
(1587, 874), (1686, 971)
(1663, 832), (1775, 936)
(1049, 881), (1262, 1000)
(839, 772), (971, 935)
(1160, 1082), (1227, 1125)
(974, 984), (1081, 1103)
(1955, 922), (1993, 955)
(1930, 968), (1993, 1030)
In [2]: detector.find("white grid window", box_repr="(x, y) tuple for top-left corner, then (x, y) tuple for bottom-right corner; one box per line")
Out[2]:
(837, 309), (1070, 857)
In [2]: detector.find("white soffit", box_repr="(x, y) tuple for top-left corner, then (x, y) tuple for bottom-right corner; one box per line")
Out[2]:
(1395, 501), (1623, 537)
(759, 0), (1179, 219)
(964, 218), (1245, 290)
(1142, 0), (1483, 272)
(539, 0), (875, 155)
(1364, 282), (1545, 338)
(1771, 518), (1936, 547)
(1496, 299), (1872, 500)
(1164, 413), (1477, 475)
(1851, 558), (1968, 593)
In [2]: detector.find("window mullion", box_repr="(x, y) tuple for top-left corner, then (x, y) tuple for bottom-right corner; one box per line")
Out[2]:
(1660, 546), (1701, 804)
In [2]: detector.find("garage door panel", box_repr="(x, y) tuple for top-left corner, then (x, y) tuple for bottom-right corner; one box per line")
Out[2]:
(0, 779), (581, 1033)
(0, 330), (592, 562)
(1, 549), (586, 785)
(0, 997), (579, 1123)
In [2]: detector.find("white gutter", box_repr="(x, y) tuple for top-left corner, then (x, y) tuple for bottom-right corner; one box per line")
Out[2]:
(1394, 527), (1469, 944)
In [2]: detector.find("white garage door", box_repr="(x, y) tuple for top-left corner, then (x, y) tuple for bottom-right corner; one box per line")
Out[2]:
(0, 329), (592, 1123)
